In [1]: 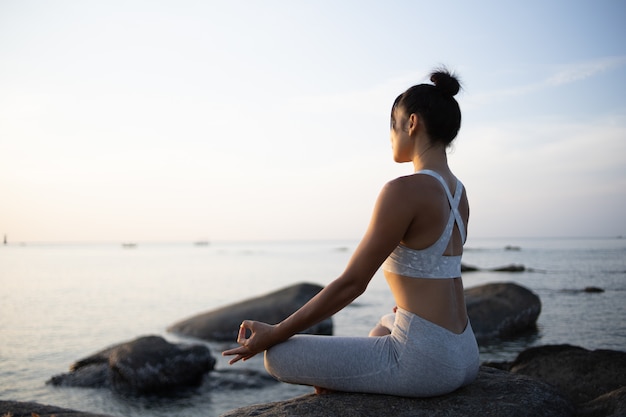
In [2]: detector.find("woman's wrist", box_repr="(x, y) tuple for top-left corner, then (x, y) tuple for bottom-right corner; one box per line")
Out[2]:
(272, 321), (292, 344)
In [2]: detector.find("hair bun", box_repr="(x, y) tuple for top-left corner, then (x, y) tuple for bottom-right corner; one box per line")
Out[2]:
(430, 69), (460, 97)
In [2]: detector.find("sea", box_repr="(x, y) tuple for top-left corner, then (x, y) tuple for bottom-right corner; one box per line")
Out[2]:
(1, 237), (625, 417)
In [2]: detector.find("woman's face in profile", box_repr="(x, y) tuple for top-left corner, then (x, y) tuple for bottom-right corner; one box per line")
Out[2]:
(390, 108), (412, 163)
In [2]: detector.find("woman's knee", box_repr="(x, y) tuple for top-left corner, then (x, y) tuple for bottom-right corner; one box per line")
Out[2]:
(368, 324), (391, 337)
(264, 342), (293, 379)
(263, 346), (279, 376)
(369, 312), (395, 336)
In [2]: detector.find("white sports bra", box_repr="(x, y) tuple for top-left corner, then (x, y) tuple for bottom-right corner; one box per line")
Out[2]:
(382, 170), (466, 279)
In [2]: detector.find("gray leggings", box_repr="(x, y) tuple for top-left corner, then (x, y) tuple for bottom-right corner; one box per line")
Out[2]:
(264, 307), (479, 397)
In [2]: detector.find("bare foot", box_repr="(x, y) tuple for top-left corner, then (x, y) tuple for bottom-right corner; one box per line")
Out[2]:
(314, 386), (335, 395)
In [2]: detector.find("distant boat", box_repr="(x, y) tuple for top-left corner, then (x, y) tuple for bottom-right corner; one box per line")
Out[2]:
(194, 241), (210, 246)
(121, 243), (137, 249)
(3, 234), (6, 245)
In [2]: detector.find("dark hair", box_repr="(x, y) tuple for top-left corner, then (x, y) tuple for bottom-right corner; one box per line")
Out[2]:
(392, 68), (462, 147)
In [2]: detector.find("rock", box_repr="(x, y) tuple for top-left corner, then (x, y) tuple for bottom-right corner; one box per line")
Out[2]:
(508, 344), (626, 406)
(490, 264), (525, 272)
(576, 386), (626, 417)
(465, 282), (541, 342)
(561, 287), (606, 294)
(219, 366), (575, 417)
(167, 282), (333, 341)
(0, 400), (115, 417)
(461, 263), (527, 272)
(48, 335), (215, 394)
(461, 263), (479, 272)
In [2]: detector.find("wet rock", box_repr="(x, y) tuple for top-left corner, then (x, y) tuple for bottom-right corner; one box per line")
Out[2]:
(461, 263), (526, 272)
(48, 335), (215, 394)
(465, 282), (541, 342)
(561, 286), (606, 294)
(219, 366), (574, 417)
(460, 263), (479, 272)
(584, 286), (604, 293)
(0, 400), (115, 417)
(168, 283), (332, 341)
(508, 344), (626, 406)
(490, 264), (525, 272)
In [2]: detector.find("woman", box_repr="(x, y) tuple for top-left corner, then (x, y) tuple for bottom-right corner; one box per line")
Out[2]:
(223, 68), (479, 397)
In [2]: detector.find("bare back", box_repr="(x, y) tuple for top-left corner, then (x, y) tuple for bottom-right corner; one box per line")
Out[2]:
(384, 171), (470, 334)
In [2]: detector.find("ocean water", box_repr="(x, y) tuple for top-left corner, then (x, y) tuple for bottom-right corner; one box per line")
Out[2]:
(1, 237), (625, 416)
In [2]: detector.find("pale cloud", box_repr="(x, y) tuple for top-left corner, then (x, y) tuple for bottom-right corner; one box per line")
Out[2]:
(465, 56), (626, 109)
(546, 56), (626, 86)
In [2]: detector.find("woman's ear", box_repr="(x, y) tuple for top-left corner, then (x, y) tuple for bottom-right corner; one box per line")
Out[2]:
(408, 113), (419, 136)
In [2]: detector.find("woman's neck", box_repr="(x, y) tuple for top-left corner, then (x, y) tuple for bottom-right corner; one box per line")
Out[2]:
(412, 145), (448, 173)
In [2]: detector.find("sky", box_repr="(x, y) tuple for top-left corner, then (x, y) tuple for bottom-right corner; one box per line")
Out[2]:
(1, 1), (625, 243)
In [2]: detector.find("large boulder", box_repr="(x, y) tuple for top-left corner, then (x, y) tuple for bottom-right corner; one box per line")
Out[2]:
(167, 283), (332, 341)
(47, 335), (215, 394)
(507, 344), (626, 406)
(219, 366), (575, 417)
(465, 282), (541, 342)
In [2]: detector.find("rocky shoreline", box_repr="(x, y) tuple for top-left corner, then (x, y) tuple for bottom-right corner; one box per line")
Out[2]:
(3, 344), (625, 417)
(2, 281), (624, 417)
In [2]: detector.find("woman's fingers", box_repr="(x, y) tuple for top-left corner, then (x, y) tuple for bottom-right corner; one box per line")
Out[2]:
(222, 320), (278, 365)
(236, 323), (248, 345)
(223, 345), (256, 364)
(223, 320), (258, 364)
(222, 345), (243, 356)
(228, 352), (246, 365)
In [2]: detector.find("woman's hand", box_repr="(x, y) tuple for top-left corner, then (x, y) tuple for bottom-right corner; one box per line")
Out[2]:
(222, 320), (279, 365)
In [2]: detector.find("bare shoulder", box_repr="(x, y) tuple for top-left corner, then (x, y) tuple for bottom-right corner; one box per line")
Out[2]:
(380, 175), (419, 203)
(385, 173), (445, 198)
(386, 173), (436, 189)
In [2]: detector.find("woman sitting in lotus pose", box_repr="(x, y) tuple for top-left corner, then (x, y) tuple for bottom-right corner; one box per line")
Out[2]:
(223, 68), (479, 397)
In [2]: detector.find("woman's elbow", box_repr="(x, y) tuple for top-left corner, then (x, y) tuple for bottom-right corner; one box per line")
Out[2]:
(335, 273), (370, 300)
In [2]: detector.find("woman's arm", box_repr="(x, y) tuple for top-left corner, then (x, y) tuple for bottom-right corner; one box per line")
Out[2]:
(223, 178), (415, 364)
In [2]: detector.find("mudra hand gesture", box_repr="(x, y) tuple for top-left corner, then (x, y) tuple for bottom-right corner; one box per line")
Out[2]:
(222, 320), (279, 365)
